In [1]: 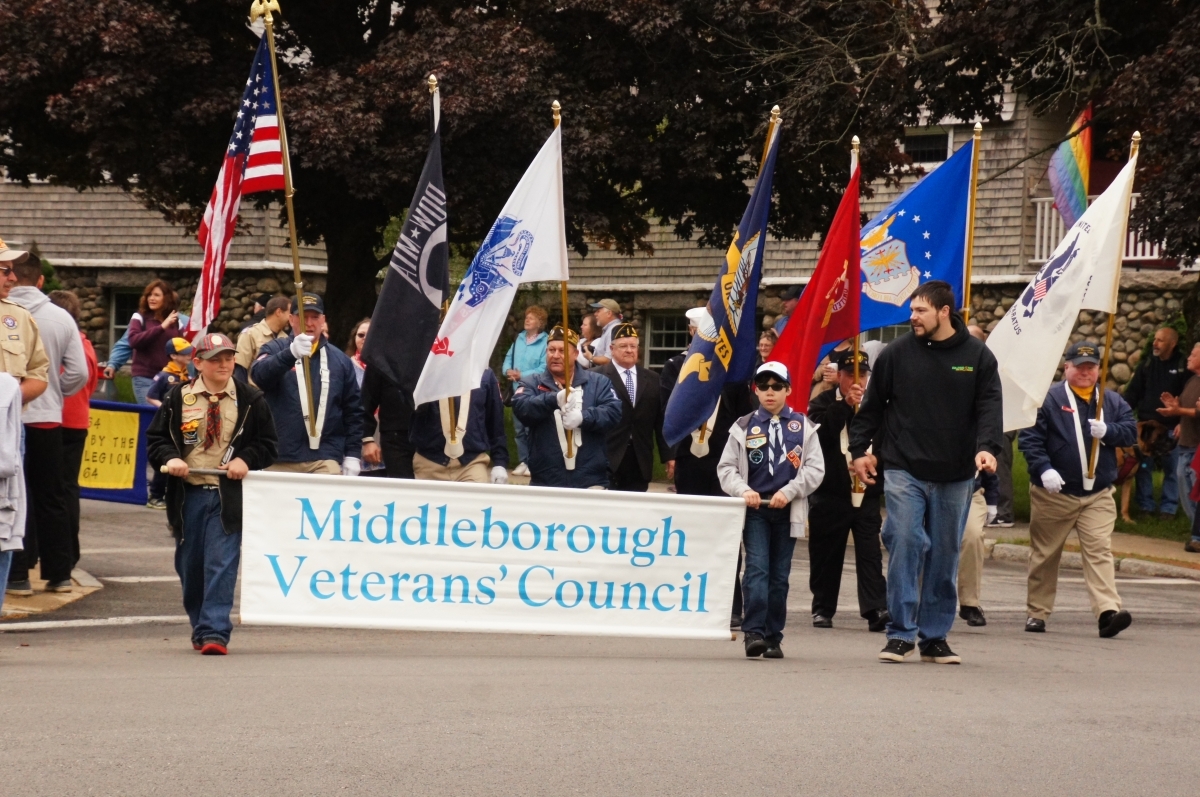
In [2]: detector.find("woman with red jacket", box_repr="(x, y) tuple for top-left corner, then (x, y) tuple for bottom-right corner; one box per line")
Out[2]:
(126, 279), (182, 404)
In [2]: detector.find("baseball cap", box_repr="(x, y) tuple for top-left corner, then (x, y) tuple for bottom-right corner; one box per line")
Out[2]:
(780, 285), (802, 301)
(193, 333), (236, 360)
(164, 337), (195, 357)
(1065, 340), (1101, 365)
(833, 349), (871, 373)
(290, 292), (325, 314)
(0, 237), (29, 263)
(253, 292), (273, 308)
(755, 361), (790, 385)
(589, 299), (621, 315)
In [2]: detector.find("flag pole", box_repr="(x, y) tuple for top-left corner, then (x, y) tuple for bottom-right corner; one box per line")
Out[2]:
(850, 135), (863, 497)
(962, 122), (983, 323)
(250, 0), (316, 439)
(427, 73), (458, 445)
(553, 100), (574, 459)
(1088, 130), (1141, 479)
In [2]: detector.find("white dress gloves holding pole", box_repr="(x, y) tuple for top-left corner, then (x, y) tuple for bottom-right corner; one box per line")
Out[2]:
(1041, 468), (1065, 494)
(557, 389), (583, 430)
(1088, 419), (1107, 440)
(290, 333), (315, 360)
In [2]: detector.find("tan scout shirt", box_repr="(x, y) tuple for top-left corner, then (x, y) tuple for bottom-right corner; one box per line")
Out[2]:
(0, 297), (50, 385)
(180, 376), (238, 486)
(235, 319), (287, 381)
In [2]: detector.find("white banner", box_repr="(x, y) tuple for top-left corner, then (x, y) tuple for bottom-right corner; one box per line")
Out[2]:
(240, 472), (745, 640)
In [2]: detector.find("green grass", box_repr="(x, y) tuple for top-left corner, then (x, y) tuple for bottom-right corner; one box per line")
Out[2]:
(113, 372), (136, 403)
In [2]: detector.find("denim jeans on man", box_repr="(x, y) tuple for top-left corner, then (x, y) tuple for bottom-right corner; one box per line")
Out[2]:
(1135, 449), (1179, 515)
(881, 469), (974, 644)
(176, 486), (242, 644)
(741, 505), (796, 644)
(513, 414), (530, 465)
(0, 549), (12, 615)
(1175, 445), (1196, 522)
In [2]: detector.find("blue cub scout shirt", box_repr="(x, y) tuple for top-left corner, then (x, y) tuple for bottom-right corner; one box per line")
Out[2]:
(745, 407), (805, 494)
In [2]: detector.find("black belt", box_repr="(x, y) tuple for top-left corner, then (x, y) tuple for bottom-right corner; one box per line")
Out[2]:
(184, 483), (219, 491)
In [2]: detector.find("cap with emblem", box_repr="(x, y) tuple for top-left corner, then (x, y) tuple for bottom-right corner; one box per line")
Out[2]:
(193, 333), (236, 360)
(165, 337), (195, 357)
(588, 298), (621, 316)
(290, 292), (325, 315)
(1065, 340), (1101, 365)
(0, 237), (29, 263)
(612, 322), (639, 340)
(833, 349), (871, 373)
(755, 361), (790, 385)
(547, 325), (580, 347)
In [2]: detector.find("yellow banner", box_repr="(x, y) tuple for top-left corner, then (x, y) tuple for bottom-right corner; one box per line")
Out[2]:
(80, 408), (140, 490)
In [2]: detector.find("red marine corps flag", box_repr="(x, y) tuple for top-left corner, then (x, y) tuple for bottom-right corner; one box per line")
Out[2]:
(189, 35), (286, 335)
(773, 162), (861, 413)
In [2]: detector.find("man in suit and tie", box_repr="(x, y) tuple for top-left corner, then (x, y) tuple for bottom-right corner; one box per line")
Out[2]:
(599, 323), (669, 492)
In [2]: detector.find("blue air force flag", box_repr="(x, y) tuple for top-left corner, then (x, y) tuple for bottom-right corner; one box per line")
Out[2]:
(413, 126), (569, 405)
(663, 120), (782, 448)
(987, 154), (1135, 431)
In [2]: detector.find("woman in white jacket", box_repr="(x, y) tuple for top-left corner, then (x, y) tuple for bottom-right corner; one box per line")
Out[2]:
(718, 361), (824, 659)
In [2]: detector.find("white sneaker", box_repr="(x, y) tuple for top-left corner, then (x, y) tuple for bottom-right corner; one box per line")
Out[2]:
(513, 462), (530, 477)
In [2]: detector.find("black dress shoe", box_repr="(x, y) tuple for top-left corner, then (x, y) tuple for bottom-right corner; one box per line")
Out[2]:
(1025, 617), (1046, 633)
(763, 644), (784, 659)
(744, 632), (767, 658)
(1099, 609), (1132, 638)
(812, 614), (833, 628)
(865, 608), (890, 633)
(959, 605), (987, 627)
(1184, 540), (1200, 553)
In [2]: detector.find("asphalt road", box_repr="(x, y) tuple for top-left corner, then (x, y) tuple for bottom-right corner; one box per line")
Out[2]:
(2, 500), (1199, 795)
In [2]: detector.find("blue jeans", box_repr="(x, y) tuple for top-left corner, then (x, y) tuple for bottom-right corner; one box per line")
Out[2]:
(132, 375), (155, 405)
(0, 550), (11, 615)
(881, 469), (974, 645)
(1176, 446), (1196, 523)
(176, 486), (241, 644)
(1136, 448), (1179, 515)
(741, 505), (796, 645)
(513, 413), (530, 465)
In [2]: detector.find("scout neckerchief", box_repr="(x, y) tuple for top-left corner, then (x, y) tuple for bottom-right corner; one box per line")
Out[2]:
(163, 360), (189, 380)
(553, 375), (582, 470)
(689, 399), (722, 458)
(1066, 384), (1101, 491)
(438, 395), (471, 459)
(294, 340), (330, 450)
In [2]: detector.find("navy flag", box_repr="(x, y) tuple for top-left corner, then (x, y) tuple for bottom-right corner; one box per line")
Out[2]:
(663, 118), (782, 448)
(361, 84), (450, 393)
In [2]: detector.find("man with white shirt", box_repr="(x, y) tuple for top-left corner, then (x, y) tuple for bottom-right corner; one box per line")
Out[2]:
(598, 324), (668, 492)
(581, 299), (622, 368)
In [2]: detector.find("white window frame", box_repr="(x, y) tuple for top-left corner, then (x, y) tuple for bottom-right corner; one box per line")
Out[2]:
(644, 312), (691, 371)
(902, 125), (954, 167)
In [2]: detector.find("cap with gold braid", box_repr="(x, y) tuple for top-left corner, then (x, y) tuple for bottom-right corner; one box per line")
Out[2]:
(612, 322), (639, 341)
(547, 325), (580, 347)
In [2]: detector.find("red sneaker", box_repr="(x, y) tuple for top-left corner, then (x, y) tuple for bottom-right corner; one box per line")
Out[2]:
(200, 640), (228, 656)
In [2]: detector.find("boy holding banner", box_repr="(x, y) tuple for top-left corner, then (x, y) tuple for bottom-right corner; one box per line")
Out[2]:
(148, 333), (278, 655)
(718, 361), (824, 659)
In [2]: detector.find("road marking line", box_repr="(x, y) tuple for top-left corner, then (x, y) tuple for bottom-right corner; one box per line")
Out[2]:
(81, 548), (175, 554)
(102, 576), (180, 583)
(0, 615), (189, 632)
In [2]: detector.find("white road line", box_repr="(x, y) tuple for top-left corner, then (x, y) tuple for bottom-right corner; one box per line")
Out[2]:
(0, 615), (189, 632)
(81, 548), (175, 554)
(102, 576), (179, 583)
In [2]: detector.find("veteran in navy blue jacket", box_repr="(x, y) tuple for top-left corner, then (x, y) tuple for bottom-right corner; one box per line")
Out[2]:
(410, 368), (509, 483)
(250, 293), (364, 475)
(1017, 341), (1137, 639)
(511, 325), (622, 489)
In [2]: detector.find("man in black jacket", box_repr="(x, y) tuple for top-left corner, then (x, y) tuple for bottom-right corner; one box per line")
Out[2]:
(807, 349), (888, 632)
(1123, 326), (1189, 517)
(147, 333), (277, 655)
(360, 366), (415, 479)
(850, 281), (1004, 665)
(598, 324), (668, 492)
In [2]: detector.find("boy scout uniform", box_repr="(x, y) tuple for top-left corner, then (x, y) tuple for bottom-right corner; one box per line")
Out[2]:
(234, 317), (287, 383)
(178, 377), (239, 486)
(0, 298), (50, 387)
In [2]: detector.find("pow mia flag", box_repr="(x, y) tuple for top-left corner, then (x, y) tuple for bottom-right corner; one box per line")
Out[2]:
(361, 82), (450, 393)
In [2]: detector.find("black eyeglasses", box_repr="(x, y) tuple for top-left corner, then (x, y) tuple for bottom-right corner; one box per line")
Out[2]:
(755, 381), (788, 392)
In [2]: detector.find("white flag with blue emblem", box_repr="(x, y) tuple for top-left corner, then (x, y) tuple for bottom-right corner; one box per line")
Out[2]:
(987, 154), (1137, 432)
(413, 126), (569, 405)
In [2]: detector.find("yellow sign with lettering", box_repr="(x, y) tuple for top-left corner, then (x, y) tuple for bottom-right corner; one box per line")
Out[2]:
(79, 409), (140, 490)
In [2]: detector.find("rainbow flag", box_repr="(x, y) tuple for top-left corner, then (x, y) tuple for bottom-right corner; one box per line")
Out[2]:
(1047, 105), (1092, 228)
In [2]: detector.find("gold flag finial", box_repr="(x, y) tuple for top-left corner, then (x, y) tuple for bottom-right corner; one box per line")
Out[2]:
(552, 100), (561, 127)
(249, 0), (280, 24)
(1131, 131), (1142, 158)
(427, 74), (438, 94)
(851, 135), (860, 155)
(770, 105), (781, 122)
(974, 121), (982, 137)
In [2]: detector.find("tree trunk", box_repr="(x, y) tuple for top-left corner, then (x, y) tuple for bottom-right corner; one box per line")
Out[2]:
(320, 217), (388, 350)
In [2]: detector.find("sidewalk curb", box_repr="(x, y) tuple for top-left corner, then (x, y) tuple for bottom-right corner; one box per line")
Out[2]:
(988, 542), (1200, 582)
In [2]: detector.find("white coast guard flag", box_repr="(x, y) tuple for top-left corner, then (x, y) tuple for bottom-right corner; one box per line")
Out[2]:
(413, 126), (569, 404)
(987, 154), (1137, 431)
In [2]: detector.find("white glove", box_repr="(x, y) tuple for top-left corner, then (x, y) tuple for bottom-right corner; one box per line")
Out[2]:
(1088, 418), (1107, 440)
(1041, 469), (1064, 494)
(556, 389), (569, 409)
(986, 505), (998, 524)
(290, 333), (315, 360)
(566, 389), (583, 414)
(341, 457), (361, 477)
(490, 466), (508, 484)
(562, 406), (584, 430)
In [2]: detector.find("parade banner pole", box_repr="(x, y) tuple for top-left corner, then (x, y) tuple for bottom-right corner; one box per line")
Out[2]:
(1087, 130), (1141, 479)
(553, 101), (575, 459)
(427, 74), (458, 445)
(962, 122), (983, 323)
(250, 0), (316, 439)
(850, 135), (864, 499)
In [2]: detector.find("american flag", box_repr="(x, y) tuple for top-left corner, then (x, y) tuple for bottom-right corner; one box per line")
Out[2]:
(190, 36), (286, 334)
(1033, 278), (1049, 301)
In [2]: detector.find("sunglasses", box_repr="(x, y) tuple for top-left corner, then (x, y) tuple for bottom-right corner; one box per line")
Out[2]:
(0, 266), (12, 278)
(356, 332), (367, 338)
(755, 380), (788, 392)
